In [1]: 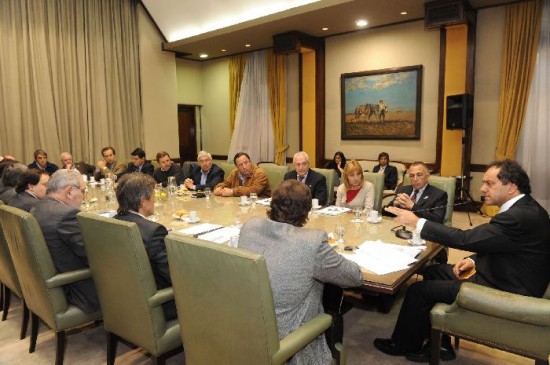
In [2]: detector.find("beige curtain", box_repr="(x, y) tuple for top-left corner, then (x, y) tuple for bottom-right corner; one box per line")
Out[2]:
(0, 0), (142, 164)
(495, 0), (542, 160)
(229, 54), (247, 135)
(266, 50), (288, 165)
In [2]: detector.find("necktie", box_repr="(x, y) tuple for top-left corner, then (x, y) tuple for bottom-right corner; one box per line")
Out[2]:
(411, 189), (419, 203)
(298, 175), (305, 183)
(200, 171), (207, 185)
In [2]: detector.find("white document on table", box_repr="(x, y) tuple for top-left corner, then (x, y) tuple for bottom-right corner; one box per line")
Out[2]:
(256, 198), (271, 207)
(197, 226), (241, 244)
(317, 206), (350, 216)
(176, 223), (223, 236)
(344, 240), (426, 275)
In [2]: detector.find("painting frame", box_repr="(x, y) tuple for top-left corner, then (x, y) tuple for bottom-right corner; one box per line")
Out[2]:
(340, 65), (423, 140)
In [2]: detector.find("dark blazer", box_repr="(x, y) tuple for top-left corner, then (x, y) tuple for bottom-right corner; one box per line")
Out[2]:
(153, 163), (184, 187)
(114, 212), (176, 320)
(0, 186), (16, 203)
(73, 161), (95, 177)
(187, 163), (224, 191)
(383, 184), (447, 223)
(8, 191), (39, 212)
(422, 194), (550, 297)
(30, 198), (99, 314)
(126, 161), (154, 176)
(372, 164), (398, 190)
(284, 169), (328, 205)
(27, 161), (59, 175)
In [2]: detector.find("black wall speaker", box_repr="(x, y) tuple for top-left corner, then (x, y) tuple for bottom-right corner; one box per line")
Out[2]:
(446, 94), (473, 130)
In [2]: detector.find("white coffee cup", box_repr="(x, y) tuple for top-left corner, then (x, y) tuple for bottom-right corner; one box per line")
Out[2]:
(229, 234), (239, 248)
(82, 174), (88, 182)
(368, 210), (379, 221)
(189, 211), (198, 222)
(312, 198), (319, 209)
(100, 178), (105, 185)
(240, 195), (248, 205)
(412, 231), (423, 245)
(90, 176), (95, 183)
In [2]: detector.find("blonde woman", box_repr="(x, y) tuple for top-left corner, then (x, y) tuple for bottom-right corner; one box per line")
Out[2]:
(336, 160), (374, 213)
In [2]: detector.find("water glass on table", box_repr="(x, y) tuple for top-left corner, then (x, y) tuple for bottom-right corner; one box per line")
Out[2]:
(351, 207), (364, 223)
(204, 187), (211, 199)
(335, 224), (346, 248)
(249, 192), (258, 205)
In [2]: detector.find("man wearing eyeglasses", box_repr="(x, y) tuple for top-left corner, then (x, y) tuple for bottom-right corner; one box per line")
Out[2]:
(30, 169), (100, 314)
(383, 161), (447, 224)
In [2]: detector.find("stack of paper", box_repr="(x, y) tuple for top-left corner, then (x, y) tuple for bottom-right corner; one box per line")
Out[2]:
(256, 198), (271, 207)
(344, 240), (425, 275)
(198, 226), (241, 244)
(317, 206), (351, 216)
(177, 223), (223, 236)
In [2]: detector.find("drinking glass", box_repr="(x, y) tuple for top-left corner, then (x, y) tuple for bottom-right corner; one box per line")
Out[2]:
(204, 187), (211, 199)
(351, 207), (364, 223)
(249, 192), (258, 205)
(335, 224), (346, 246)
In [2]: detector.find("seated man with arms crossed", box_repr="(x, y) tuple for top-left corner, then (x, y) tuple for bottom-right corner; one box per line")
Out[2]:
(28, 149), (59, 175)
(114, 173), (176, 320)
(60, 152), (94, 177)
(8, 169), (49, 212)
(184, 150), (224, 191)
(284, 151), (328, 206)
(94, 146), (127, 180)
(214, 152), (271, 198)
(239, 180), (362, 365)
(152, 151), (184, 187)
(31, 169), (99, 314)
(126, 148), (154, 176)
(374, 160), (550, 362)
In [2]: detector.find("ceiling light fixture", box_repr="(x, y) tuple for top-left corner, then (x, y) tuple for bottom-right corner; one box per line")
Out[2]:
(322, 27), (329, 31)
(221, 49), (227, 52)
(355, 19), (368, 27)
(199, 53), (208, 58)
(400, 11), (408, 15)
(245, 44), (251, 47)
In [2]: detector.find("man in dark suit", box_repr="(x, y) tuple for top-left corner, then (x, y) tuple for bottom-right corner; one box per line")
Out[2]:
(60, 152), (95, 177)
(27, 149), (59, 175)
(153, 151), (184, 187)
(8, 169), (49, 212)
(30, 169), (100, 314)
(114, 173), (176, 320)
(283, 151), (328, 206)
(184, 151), (224, 191)
(383, 161), (447, 224)
(372, 152), (398, 190)
(125, 147), (154, 176)
(374, 160), (550, 362)
(0, 162), (27, 203)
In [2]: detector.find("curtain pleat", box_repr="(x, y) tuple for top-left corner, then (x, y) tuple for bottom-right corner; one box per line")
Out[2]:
(229, 54), (247, 136)
(266, 50), (288, 165)
(0, 0), (142, 164)
(495, 0), (542, 160)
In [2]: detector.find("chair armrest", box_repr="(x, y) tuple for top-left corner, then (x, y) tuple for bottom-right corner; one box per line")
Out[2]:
(148, 287), (174, 308)
(272, 313), (332, 365)
(457, 283), (550, 326)
(45, 268), (91, 289)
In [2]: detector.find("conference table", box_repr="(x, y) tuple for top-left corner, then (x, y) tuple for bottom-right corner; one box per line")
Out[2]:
(85, 186), (443, 312)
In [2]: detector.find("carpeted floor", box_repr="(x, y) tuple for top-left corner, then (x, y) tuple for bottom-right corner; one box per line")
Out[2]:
(0, 212), (534, 364)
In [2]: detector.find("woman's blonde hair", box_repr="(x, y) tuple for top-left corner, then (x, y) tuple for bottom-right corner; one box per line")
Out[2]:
(343, 160), (364, 190)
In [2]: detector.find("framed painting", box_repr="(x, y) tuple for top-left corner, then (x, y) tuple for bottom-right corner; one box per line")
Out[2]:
(341, 65), (422, 140)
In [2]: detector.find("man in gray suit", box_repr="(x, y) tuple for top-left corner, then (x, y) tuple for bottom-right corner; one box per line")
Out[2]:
(8, 169), (49, 212)
(239, 180), (362, 365)
(30, 169), (100, 314)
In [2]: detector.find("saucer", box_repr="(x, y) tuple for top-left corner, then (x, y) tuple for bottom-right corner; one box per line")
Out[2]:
(367, 216), (382, 224)
(184, 217), (200, 223)
(311, 205), (322, 210)
(238, 202), (251, 206)
(408, 239), (426, 246)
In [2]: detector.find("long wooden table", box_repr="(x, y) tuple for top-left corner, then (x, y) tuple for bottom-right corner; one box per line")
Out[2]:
(84, 187), (442, 311)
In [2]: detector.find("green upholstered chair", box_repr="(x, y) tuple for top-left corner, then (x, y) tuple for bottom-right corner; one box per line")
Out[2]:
(165, 234), (337, 365)
(0, 202), (29, 339)
(362, 172), (385, 213)
(311, 168), (338, 205)
(0, 205), (102, 365)
(430, 282), (550, 365)
(402, 174), (456, 226)
(219, 161), (236, 178)
(77, 212), (182, 365)
(258, 162), (289, 192)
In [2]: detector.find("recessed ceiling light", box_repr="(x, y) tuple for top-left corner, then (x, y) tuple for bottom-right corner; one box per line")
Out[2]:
(221, 49), (227, 52)
(400, 11), (408, 15)
(322, 27), (329, 31)
(245, 44), (251, 47)
(199, 53), (208, 58)
(355, 19), (368, 27)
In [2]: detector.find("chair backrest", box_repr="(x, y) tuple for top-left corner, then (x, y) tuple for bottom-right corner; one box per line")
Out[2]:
(77, 212), (169, 351)
(0, 205), (69, 328)
(219, 162), (236, 178)
(165, 234), (280, 365)
(311, 168), (337, 205)
(403, 174), (456, 225)
(258, 163), (289, 192)
(0, 202), (24, 299)
(363, 172), (385, 213)
(181, 161), (197, 179)
(392, 162), (407, 189)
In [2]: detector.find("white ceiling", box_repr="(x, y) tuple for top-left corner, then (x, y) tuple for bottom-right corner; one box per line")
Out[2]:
(141, 0), (514, 61)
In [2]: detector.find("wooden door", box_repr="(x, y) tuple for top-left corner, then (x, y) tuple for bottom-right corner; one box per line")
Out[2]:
(178, 105), (197, 162)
